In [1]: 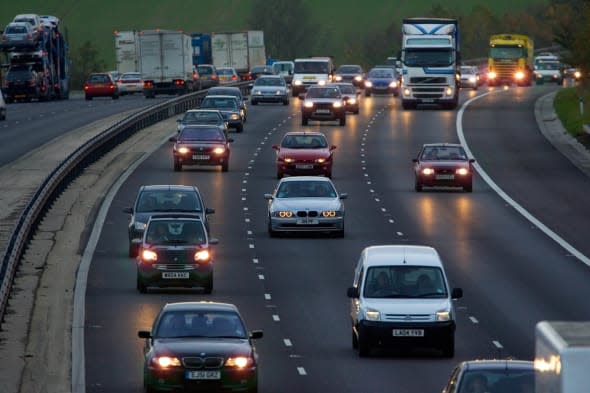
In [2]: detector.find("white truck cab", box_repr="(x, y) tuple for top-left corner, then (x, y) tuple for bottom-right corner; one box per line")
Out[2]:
(347, 245), (462, 357)
(291, 57), (334, 97)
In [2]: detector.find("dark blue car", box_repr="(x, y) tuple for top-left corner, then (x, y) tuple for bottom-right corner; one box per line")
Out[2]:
(364, 67), (399, 97)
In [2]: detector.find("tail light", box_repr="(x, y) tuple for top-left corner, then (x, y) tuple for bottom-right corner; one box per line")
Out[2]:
(109, 83), (115, 89)
(83, 84), (89, 90)
(231, 75), (238, 81)
(29, 79), (36, 86)
(174, 80), (185, 86)
(211, 75), (218, 80)
(2, 79), (8, 88)
(143, 80), (153, 88)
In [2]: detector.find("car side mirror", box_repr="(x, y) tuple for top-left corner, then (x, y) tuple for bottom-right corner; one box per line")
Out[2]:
(205, 207), (215, 215)
(131, 238), (143, 245)
(469, 158), (475, 163)
(209, 238), (219, 245)
(347, 287), (359, 298)
(176, 119), (181, 123)
(272, 144), (279, 150)
(451, 288), (463, 299)
(227, 138), (234, 143)
(412, 158), (418, 163)
(138, 330), (151, 339)
(339, 193), (348, 200)
(123, 207), (133, 214)
(169, 137), (177, 142)
(264, 194), (273, 200)
(250, 330), (263, 339)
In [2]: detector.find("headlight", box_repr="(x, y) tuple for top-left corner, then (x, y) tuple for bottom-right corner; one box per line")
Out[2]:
(275, 90), (282, 95)
(153, 356), (181, 368)
(213, 147), (226, 155)
(354, 75), (362, 81)
(225, 356), (253, 368)
(515, 71), (525, 80)
(275, 211), (293, 218)
(194, 249), (210, 261)
(365, 309), (380, 321)
(445, 87), (453, 96)
(134, 221), (147, 231)
(469, 77), (476, 83)
(316, 158), (326, 163)
(142, 249), (158, 261)
(253, 90), (262, 95)
(294, 80), (302, 86)
(488, 71), (497, 80)
(422, 168), (434, 175)
(230, 113), (240, 120)
(318, 80), (326, 85)
(574, 71), (581, 79)
(403, 88), (411, 96)
(321, 210), (336, 217)
(284, 158), (294, 163)
(332, 101), (342, 108)
(456, 168), (469, 176)
(364, 81), (373, 88)
(334, 75), (342, 81)
(389, 81), (397, 88)
(177, 146), (190, 154)
(436, 311), (451, 321)
(552, 74), (559, 79)
(304, 101), (314, 108)
(348, 98), (357, 105)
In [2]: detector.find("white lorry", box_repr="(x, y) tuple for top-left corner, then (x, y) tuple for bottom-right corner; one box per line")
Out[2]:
(211, 31), (266, 80)
(535, 321), (590, 393)
(114, 30), (140, 74)
(138, 30), (196, 98)
(400, 18), (460, 110)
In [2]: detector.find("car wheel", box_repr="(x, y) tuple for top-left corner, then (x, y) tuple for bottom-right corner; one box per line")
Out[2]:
(414, 182), (423, 192)
(283, 99), (289, 105)
(268, 220), (276, 238)
(277, 171), (283, 180)
(301, 116), (308, 126)
(353, 108), (359, 115)
(112, 94), (119, 100)
(339, 116), (346, 126)
(325, 171), (332, 179)
(251, 100), (258, 105)
(464, 182), (473, 193)
(357, 330), (370, 357)
(136, 276), (147, 294)
(85, 95), (92, 101)
(441, 335), (455, 358)
(335, 228), (345, 238)
(174, 162), (182, 172)
(203, 276), (213, 294)
(236, 124), (243, 133)
(128, 243), (137, 258)
(221, 161), (229, 172)
(365, 90), (371, 97)
(352, 330), (358, 349)
(247, 386), (258, 393)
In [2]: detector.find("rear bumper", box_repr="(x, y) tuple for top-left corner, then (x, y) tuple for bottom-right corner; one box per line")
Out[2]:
(356, 320), (455, 348)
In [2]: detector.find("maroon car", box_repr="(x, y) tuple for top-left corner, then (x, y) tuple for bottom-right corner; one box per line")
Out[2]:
(412, 143), (475, 192)
(83, 72), (119, 100)
(169, 124), (233, 172)
(272, 131), (336, 179)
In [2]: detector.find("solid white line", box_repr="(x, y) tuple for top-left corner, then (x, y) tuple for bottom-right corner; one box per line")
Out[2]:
(493, 340), (503, 349)
(264, 293), (271, 300)
(457, 93), (590, 267)
(283, 339), (292, 347)
(297, 367), (307, 376)
(272, 315), (280, 321)
(469, 316), (479, 324)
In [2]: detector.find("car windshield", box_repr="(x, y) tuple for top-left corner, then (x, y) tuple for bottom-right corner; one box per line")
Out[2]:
(145, 220), (206, 245)
(337, 65), (362, 73)
(536, 62), (560, 70)
(88, 74), (109, 83)
(197, 66), (213, 75)
(335, 84), (355, 94)
(281, 134), (327, 149)
(201, 98), (239, 110)
(404, 48), (454, 67)
(7, 67), (33, 79)
(276, 181), (337, 198)
(363, 266), (448, 299)
(294, 61), (330, 74)
(368, 69), (394, 78)
(273, 63), (292, 72)
(306, 87), (340, 99)
(208, 88), (240, 99)
(121, 73), (141, 80)
(460, 67), (475, 74)
(182, 111), (222, 123)
(457, 370), (534, 393)
(6, 25), (28, 34)
(136, 190), (202, 213)
(217, 68), (235, 76)
(180, 127), (225, 141)
(420, 145), (467, 161)
(255, 77), (284, 86)
(155, 310), (247, 339)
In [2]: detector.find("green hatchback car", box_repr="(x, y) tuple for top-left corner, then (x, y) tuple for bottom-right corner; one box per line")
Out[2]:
(135, 214), (218, 294)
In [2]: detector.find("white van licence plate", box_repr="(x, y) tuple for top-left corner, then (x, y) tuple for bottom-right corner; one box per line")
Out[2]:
(393, 329), (424, 337)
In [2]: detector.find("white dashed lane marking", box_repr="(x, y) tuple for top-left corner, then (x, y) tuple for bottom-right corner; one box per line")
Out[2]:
(252, 258), (259, 264)
(272, 315), (280, 322)
(493, 340), (503, 349)
(283, 339), (292, 347)
(258, 274), (265, 280)
(297, 367), (307, 376)
(469, 316), (479, 324)
(264, 293), (271, 300)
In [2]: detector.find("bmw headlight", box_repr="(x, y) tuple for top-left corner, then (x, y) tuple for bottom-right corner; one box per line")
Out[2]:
(213, 147), (226, 155)
(152, 356), (181, 368)
(134, 221), (147, 231)
(230, 113), (240, 120)
(365, 309), (380, 321)
(274, 211), (293, 218)
(436, 310), (451, 321)
(456, 168), (469, 176)
(321, 210), (337, 217)
(422, 168), (434, 175)
(225, 356), (254, 368)
(177, 146), (190, 154)
(304, 101), (314, 108)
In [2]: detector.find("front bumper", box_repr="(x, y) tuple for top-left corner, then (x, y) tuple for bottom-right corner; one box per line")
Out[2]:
(145, 364), (257, 392)
(302, 108), (345, 121)
(269, 216), (344, 233)
(251, 93), (288, 103)
(416, 173), (472, 188)
(357, 320), (455, 348)
(137, 262), (213, 289)
(174, 152), (229, 167)
(276, 162), (332, 177)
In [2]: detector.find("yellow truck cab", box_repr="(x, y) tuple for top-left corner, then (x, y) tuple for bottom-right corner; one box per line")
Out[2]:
(487, 34), (534, 87)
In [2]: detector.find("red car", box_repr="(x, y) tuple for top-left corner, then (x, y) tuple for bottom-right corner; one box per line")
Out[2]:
(272, 131), (336, 179)
(412, 143), (475, 192)
(83, 72), (119, 100)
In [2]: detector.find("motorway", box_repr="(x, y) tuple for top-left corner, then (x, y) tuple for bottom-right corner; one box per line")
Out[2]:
(5, 86), (590, 392)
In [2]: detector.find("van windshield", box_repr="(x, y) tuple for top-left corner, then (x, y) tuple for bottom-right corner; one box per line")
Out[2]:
(294, 61), (329, 74)
(363, 266), (447, 298)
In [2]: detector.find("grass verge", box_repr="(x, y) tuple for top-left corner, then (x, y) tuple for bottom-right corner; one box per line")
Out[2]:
(554, 85), (590, 148)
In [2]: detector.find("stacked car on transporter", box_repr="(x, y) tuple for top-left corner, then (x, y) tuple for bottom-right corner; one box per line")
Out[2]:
(0, 14), (70, 102)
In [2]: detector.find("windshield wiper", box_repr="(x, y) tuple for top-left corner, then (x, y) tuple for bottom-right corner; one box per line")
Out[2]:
(416, 292), (446, 298)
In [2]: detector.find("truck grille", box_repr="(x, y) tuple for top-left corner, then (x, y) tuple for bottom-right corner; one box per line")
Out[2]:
(493, 61), (518, 78)
(410, 77), (447, 84)
(412, 86), (445, 99)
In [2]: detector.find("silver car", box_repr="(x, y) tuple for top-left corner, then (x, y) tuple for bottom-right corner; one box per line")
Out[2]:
(264, 176), (346, 237)
(250, 75), (289, 105)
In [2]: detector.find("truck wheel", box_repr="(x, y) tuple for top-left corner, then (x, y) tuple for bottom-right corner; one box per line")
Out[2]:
(339, 116), (346, 126)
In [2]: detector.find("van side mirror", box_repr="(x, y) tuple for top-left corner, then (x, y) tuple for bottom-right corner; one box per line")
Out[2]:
(451, 288), (463, 299)
(347, 287), (359, 298)
(205, 207), (215, 215)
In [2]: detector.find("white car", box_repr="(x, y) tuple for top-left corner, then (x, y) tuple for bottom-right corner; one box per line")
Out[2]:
(347, 245), (463, 357)
(264, 176), (346, 237)
(12, 14), (42, 32)
(459, 66), (479, 90)
(116, 72), (143, 95)
(250, 75), (289, 105)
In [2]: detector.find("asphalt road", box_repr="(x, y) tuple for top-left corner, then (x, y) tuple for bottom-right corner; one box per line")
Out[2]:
(83, 86), (590, 393)
(0, 93), (169, 167)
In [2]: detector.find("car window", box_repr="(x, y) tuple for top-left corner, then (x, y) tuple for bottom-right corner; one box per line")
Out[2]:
(180, 127), (225, 141)
(183, 111), (222, 123)
(272, 63), (293, 72)
(255, 77), (284, 86)
(336, 84), (355, 94)
(121, 73), (141, 80)
(201, 98), (239, 109)
(276, 181), (336, 198)
(155, 311), (247, 338)
(6, 25), (28, 34)
(208, 88), (241, 99)
(281, 135), (327, 149)
(457, 370), (534, 393)
(369, 69), (394, 78)
(337, 66), (362, 73)
(197, 66), (213, 75)
(88, 75), (108, 83)
(306, 87), (340, 98)
(146, 220), (205, 245)
(137, 190), (202, 213)
(421, 146), (467, 160)
(363, 266), (447, 298)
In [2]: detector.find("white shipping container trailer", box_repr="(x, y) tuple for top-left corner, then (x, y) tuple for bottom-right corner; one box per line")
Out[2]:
(211, 31), (266, 79)
(535, 321), (590, 393)
(114, 30), (139, 73)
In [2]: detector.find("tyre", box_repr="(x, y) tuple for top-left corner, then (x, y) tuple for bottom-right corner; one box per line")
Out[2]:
(268, 220), (276, 238)
(203, 276), (213, 294)
(137, 276), (147, 294)
(335, 228), (345, 238)
(415, 182), (423, 192)
(283, 99), (289, 105)
(464, 182), (473, 193)
(301, 116), (308, 126)
(128, 243), (137, 258)
(441, 335), (455, 358)
(236, 124), (243, 133)
(221, 161), (229, 172)
(251, 100), (258, 105)
(339, 116), (346, 126)
(174, 162), (182, 172)
(277, 171), (283, 180)
(352, 330), (358, 349)
(85, 95), (92, 101)
(357, 330), (370, 357)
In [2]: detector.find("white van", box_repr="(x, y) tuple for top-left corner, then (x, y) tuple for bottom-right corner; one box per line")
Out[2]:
(271, 60), (294, 84)
(347, 245), (462, 357)
(291, 57), (334, 97)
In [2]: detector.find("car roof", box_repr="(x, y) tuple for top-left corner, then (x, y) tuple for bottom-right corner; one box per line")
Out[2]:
(204, 95), (239, 100)
(140, 185), (198, 192)
(362, 245), (441, 268)
(257, 74), (282, 78)
(148, 213), (203, 222)
(279, 176), (333, 184)
(163, 301), (239, 313)
(185, 109), (222, 114)
(422, 142), (463, 149)
(209, 86), (240, 91)
(6, 22), (30, 27)
(460, 359), (534, 371)
(284, 131), (325, 136)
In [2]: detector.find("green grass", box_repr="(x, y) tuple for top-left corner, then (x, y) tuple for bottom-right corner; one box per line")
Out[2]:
(554, 86), (590, 138)
(1, 0), (548, 69)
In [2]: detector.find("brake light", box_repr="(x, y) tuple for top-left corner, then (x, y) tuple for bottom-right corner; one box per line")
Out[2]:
(109, 83), (115, 89)
(231, 75), (237, 81)
(211, 75), (218, 80)
(143, 80), (153, 88)
(174, 80), (185, 86)
(29, 79), (36, 86)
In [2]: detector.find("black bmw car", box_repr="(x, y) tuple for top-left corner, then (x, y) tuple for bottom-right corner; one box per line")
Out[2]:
(169, 124), (233, 172)
(138, 302), (263, 393)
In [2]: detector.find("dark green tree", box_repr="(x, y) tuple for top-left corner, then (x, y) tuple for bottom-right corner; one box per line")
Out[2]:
(70, 40), (106, 89)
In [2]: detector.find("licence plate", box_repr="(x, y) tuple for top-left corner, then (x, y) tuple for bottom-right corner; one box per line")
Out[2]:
(296, 218), (319, 225)
(162, 272), (189, 279)
(422, 98), (434, 103)
(193, 155), (210, 160)
(303, 76), (315, 80)
(393, 329), (424, 337)
(436, 174), (455, 180)
(315, 109), (330, 114)
(296, 164), (313, 169)
(185, 370), (221, 380)
(94, 84), (104, 87)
